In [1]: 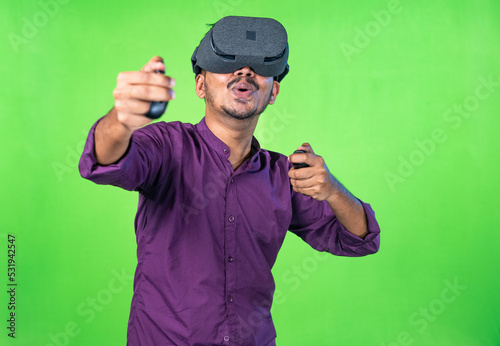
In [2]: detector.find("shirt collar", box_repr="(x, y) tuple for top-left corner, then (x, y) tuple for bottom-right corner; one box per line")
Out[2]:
(195, 117), (262, 173)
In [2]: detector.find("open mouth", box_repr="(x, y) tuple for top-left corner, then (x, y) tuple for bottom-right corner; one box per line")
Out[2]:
(232, 82), (254, 98)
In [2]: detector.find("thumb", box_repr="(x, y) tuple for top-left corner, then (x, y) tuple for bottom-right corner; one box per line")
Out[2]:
(141, 56), (165, 73)
(297, 143), (314, 154)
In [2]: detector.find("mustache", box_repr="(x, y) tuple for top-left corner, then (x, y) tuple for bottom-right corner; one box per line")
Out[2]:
(227, 76), (259, 91)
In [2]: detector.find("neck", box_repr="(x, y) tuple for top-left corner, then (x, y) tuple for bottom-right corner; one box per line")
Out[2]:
(205, 113), (258, 170)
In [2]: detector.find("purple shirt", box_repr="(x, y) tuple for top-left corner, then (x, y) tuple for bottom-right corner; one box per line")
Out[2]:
(79, 117), (380, 345)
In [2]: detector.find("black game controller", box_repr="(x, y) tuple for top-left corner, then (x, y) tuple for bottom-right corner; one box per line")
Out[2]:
(145, 70), (168, 119)
(292, 150), (310, 169)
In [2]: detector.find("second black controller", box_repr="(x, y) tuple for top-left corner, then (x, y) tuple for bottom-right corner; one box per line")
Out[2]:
(145, 69), (168, 119)
(292, 150), (310, 169)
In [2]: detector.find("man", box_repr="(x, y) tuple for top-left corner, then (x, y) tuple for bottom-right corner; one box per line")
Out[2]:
(79, 16), (380, 346)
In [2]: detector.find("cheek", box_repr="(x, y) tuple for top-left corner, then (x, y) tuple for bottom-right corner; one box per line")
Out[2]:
(261, 85), (274, 103)
(205, 81), (224, 101)
(211, 81), (230, 99)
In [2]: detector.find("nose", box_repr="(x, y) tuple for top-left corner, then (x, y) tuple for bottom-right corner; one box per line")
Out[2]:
(234, 66), (255, 78)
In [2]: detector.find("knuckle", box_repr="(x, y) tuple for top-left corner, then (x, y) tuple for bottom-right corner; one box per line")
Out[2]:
(114, 99), (123, 109)
(116, 112), (128, 124)
(116, 100), (132, 114)
(112, 88), (122, 99)
(117, 72), (126, 83)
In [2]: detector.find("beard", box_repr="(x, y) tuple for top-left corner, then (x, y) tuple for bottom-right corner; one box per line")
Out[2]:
(204, 76), (273, 121)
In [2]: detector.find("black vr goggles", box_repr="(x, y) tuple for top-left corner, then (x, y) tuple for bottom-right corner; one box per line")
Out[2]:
(191, 16), (289, 82)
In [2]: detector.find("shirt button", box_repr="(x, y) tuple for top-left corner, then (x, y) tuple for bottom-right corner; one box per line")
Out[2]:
(227, 256), (234, 263)
(223, 148), (229, 154)
(223, 336), (230, 342)
(227, 296), (234, 303)
(231, 178), (234, 183)
(228, 215), (235, 222)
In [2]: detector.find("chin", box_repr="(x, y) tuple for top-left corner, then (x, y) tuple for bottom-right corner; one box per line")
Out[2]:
(221, 104), (259, 121)
(225, 111), (257, 121)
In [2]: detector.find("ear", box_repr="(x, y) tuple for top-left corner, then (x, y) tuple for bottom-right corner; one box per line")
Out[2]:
(268, 80), (280, 105)
(195, 73), (206, 99)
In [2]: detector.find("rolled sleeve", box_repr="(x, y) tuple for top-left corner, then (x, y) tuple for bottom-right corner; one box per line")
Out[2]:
(330, 200), (380, 256)
(289, 192), (380, 257)
(78, 118), (170, 192)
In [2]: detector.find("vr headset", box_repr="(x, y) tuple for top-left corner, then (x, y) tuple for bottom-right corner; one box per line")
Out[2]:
(191, 16), (289, 82)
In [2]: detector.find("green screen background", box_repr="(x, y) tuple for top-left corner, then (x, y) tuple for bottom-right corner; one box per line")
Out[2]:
(2, 0), (499, 345)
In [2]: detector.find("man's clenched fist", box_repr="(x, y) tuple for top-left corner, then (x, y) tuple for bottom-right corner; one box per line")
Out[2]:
(112, 56), (176, 131)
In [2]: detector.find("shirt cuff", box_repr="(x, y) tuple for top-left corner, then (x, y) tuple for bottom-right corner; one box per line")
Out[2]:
(335, 199), (381, 254)
(78, 117), (137, 190)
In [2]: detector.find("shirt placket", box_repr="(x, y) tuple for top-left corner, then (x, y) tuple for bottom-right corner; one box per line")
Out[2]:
(221, 149), (238, 344)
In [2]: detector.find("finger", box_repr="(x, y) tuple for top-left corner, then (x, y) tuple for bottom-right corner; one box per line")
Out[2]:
(117, 71), (176, 88)
(288, 151), (314, 167)
(291, 185), (312, 197)
(297, 143), (314, 154)
(290, 177), (317, 189)
(115, 98), (152, 116)
(288, 143), (316, 165)
(292, 184), (321, 196)
(114, 84), (175, 103)
(140, 56), (165, 73)
(288, 151), (307, 164)
(288, 166), (314, 180)
(130, 84), (175, 102)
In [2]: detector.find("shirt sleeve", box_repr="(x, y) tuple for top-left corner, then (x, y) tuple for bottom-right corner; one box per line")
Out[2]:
(78, 118), (171, 192)
(288, 189), (381, 257)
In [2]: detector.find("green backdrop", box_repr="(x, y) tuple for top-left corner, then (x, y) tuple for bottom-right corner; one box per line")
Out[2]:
(2, 0), (499, 345)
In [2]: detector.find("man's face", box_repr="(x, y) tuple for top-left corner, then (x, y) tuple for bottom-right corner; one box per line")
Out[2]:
(196, 66), (280, 121)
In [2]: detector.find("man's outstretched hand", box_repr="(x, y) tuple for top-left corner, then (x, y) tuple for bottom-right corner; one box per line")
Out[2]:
(95, 56), (176, 166)
(112, 56), (176, 132)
